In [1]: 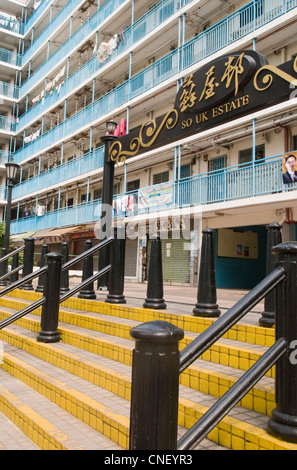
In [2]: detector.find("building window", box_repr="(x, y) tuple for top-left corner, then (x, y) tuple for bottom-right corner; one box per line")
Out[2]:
(81, 193), (91, 203)
(239, 144), (265, 165)
(153, 171), (169, 185)
(127, 179), (140, 192)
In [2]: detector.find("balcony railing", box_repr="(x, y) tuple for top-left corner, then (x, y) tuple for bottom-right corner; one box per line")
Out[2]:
(10, 154), (292, 235)
(0, 81), (18, 100)
(0, 47), (21, 68)
(0, 116), (16, 133)
(0, 14), (24, 35)
(19, 0), (128, 98)
(182, 0), (297, 69)
(24, 0), (51, 34)
(12, 147), (104, 199)
(13, 0), (297, 162)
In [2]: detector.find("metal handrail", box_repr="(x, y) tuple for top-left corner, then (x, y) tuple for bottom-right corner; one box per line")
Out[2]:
(176, 266), (287, 450)
(61, 236), (113, 271)
(0, 264), (47, 298)
(177, 337), (287, 450)
(0, 236), (114, 330)
(0, 264), (24, 282)
(60, 264), (111, 303)
(0, 296), (45, 330)
(0, 244), (24, 264)
(179, 266), (286, 372)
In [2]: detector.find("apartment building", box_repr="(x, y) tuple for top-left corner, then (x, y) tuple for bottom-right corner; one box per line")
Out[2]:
(1, 0), (297, 289)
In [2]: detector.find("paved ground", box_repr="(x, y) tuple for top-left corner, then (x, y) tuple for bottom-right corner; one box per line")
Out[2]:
(93, 282), (266, 327)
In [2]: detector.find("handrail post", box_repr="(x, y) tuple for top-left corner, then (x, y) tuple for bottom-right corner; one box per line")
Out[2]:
(268, 241), (297, 443)
(78, 239), (96, 299)
(37, 252), (63, 343)
(0, 248), (8, 286)
(60, 242), (70, 293)
(106, 227), (126, 304)
(259, 222), (282, 327)
(129, 320), (184, 450)
(10, 250), (19, 283)
(35, 243), (48, 293)
(21, 237), (34, 290)
(193, 228), (220, 317)
(143, 235), (166, 309)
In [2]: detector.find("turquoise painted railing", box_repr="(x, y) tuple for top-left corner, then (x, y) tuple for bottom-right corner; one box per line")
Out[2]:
(0, 47), (21, 67)
(0, 151), (13, 164)
(17, 0), (187, 127)
(24, 0), (51, 34)
(13, 0), (297, 163)
(12, 147), (104, 199)
(0, 13), (24, 35)
(0, 115), (16, 132)
(0, 80), (18, 100)
(19, 0), (128, 98)
(10, 155), (290, 235)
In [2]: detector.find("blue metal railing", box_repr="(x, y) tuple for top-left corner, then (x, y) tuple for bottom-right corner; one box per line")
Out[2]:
(10, 154), (290, 235)
(13, 0), (297, 163)
(12, 147), (104, 199)
(0, 13), (24, 35)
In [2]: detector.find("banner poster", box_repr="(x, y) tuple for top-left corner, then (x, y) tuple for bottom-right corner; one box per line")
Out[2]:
(282, 151), (297, 184)
(138, 182), (174, 209)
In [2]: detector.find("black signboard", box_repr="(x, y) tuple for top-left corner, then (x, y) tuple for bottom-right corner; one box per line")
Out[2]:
(109, 50), (297, 164)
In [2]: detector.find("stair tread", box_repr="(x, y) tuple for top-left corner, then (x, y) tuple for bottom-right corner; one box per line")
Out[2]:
(0, 299), (270, 355)
(0, 313), (275, 396)
(2, 341), (229, 450)
(2, 335), (272, 433)
(0, 290), (284, 450)
(0, 366), (123, 450)
(0, 411), (40, 450)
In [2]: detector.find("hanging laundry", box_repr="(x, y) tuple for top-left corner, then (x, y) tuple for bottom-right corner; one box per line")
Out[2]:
(97, 41), (113, 63)
(111, 118), (127, 137)
(24, 128), (41, 145)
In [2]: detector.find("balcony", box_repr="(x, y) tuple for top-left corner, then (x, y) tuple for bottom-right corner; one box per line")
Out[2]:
(12, 147), (104, 200)
(0, 115), (16, 133)
(10, 154), (292, 235)
(19, 0), (129, 98)
(0, 47), (21, 68)
(13, 0), (297, 161)
(0, 13), (24, 35)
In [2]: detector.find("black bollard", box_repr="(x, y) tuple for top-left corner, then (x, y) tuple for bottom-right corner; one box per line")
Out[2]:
(267, 242), (297, 443)
(78, 239), (96, 299)
(60, 241), (70, 293)
(21, 237), (35, 290)
(0, 248), (8, 286)
(143, 235), (166, 309)
(259, 222), (282, 328)
(35, 244), (48, 293)
(37, 252), (63, 343)
(106, 227), (126, 304)
(129, 320), (184, 450)
(10, 251), (19, 284)
(193, 228), (220, 317)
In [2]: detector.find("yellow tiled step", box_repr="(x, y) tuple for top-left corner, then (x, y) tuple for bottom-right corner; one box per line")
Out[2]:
(0, 380), (85, 450)
(1, 347), (295, 451)
(0, 303), (274, 381)
(3, 289), (275, 347)
(2, 351), (129, 449)
(0, 317), (275, 417)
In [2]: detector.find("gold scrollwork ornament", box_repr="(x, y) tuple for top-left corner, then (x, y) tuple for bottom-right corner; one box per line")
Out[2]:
(109, 109), (179, 165)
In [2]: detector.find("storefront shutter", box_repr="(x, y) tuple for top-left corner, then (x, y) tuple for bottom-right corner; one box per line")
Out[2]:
(147, 236), (190, 284)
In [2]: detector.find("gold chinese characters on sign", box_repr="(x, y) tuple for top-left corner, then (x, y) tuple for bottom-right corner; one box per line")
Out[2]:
(179, 52), (245, 112)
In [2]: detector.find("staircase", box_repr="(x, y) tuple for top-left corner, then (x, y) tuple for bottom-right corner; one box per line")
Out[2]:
(0, 287), (296, 451)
